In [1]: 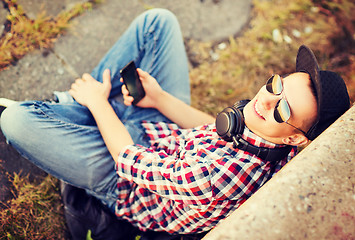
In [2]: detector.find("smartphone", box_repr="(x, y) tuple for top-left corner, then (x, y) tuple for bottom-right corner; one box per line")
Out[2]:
(120, 61), (145, 105)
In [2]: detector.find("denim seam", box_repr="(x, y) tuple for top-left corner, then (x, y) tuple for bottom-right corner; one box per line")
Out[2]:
(33, 102), (99, 133)
(139, 21), (158, 74)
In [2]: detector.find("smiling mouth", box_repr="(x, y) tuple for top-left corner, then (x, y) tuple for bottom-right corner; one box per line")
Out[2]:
(254, 100), (266, 120)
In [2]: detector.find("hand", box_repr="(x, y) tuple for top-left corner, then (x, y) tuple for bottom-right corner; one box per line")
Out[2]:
(69, 69), (112, 108)
(121, 68), (163, 108)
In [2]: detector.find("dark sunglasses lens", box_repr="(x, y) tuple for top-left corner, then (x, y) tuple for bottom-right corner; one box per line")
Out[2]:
(266, 75), (282, 95)
(274, 99), (291, 123)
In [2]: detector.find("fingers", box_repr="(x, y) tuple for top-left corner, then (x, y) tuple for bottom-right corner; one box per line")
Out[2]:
(102, 69), (112, 93)
(121, 84), (128, 95)
(121, 83), (134, 106)
(68, 88), (74, 96)
(103, 69), (111, 84)
(70, 73), (90, 90)
(69, 70), (112, 107)
(123, 96), (134, 106)
(81, 73), (96, 82)
(71, 71), (111, 89)
(70, 78), (82, 91)
(68, 81), (79, 99)
(137, 68), (146, 75)
(137, 68), (147, 83)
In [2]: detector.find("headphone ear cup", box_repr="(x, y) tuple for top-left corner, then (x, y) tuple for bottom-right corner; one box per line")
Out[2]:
(216, 108), (236, 142)
(216, 100), (249, 142)
(231, 106), (245, 135)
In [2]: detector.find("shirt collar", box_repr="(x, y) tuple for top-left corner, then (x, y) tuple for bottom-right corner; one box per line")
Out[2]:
(241, 126), (285, 149)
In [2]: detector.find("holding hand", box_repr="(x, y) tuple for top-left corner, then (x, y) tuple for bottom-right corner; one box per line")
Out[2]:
(69, 69), (112, 108)
(121, 68), (163, 109)
(70, 68), (133, 159)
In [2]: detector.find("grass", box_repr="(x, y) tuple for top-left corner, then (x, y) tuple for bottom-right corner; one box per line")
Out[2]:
(0, 0), (354, 239)
(0, 174), (66, 239)
(189, 0), (355, 115)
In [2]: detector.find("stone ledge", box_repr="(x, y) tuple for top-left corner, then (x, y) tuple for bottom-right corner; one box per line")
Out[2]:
(204, 105), (355, 240)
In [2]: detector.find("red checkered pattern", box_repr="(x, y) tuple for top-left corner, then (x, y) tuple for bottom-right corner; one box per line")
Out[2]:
(115, 122), (296, 234)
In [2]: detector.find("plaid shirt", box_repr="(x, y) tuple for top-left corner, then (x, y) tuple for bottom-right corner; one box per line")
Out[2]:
(115, 122), (297, 234)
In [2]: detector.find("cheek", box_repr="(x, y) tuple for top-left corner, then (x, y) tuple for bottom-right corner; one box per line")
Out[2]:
(245, 103), (289, 136)
(243, 101), (255, 124)
(244, 99), (269, 126)
(244, 102), (266, 131)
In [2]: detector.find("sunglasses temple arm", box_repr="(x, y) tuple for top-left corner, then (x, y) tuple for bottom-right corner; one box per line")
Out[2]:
(285, 122), (307, 136)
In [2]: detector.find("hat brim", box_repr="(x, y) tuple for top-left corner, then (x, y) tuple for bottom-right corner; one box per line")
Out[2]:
(295, 45), (321, 139)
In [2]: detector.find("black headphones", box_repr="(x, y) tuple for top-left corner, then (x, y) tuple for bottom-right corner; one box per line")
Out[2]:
(215, 100), (292, 162)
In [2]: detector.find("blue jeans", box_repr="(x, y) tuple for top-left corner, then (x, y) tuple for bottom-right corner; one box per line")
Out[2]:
(0, 9), (190, 211)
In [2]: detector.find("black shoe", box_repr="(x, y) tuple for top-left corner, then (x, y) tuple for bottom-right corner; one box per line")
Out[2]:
(60, 181), (140, 240)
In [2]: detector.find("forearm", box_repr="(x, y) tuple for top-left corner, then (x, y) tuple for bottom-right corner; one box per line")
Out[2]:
(155, 91), (215, 129)
(122, 69), (215, 128)
(88, 98), (133, 163)
(69, 69), (133, 162)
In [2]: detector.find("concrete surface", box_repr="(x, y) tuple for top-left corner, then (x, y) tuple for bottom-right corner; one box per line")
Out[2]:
(0, 0), (252, 101)
(203, 106), (355, 240)
(17, 0), (87, 19)
(0, 0), (252, 201)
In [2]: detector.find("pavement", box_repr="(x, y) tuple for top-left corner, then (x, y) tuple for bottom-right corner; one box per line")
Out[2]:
(0, 0), (252, 202)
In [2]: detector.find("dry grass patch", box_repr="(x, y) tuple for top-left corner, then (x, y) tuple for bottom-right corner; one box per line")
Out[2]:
(189, 0), (355, 114)
(0, 0), (101, 69)
(0, 174), (66, 239)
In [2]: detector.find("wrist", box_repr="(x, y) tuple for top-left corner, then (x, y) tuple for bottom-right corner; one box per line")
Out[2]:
(87, 96), (109, 112)
(153, 90), (168, 109)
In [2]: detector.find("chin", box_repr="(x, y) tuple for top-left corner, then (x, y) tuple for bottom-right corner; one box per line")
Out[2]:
(243, 101), (257, 129)
(243, 100), (270, 139)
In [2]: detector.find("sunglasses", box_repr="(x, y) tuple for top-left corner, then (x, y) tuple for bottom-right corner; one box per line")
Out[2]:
(266, 74), (307, 135)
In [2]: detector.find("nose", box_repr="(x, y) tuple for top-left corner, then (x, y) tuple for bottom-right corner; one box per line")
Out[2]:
(262, 86), (282, 111)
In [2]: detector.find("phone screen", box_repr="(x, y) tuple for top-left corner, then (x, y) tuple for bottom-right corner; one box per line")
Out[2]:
(120, 61), (145, 105)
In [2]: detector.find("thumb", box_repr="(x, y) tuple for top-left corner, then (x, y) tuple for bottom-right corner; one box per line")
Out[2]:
(137, 68), (150, 86)
(137, 68), (148, 80)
